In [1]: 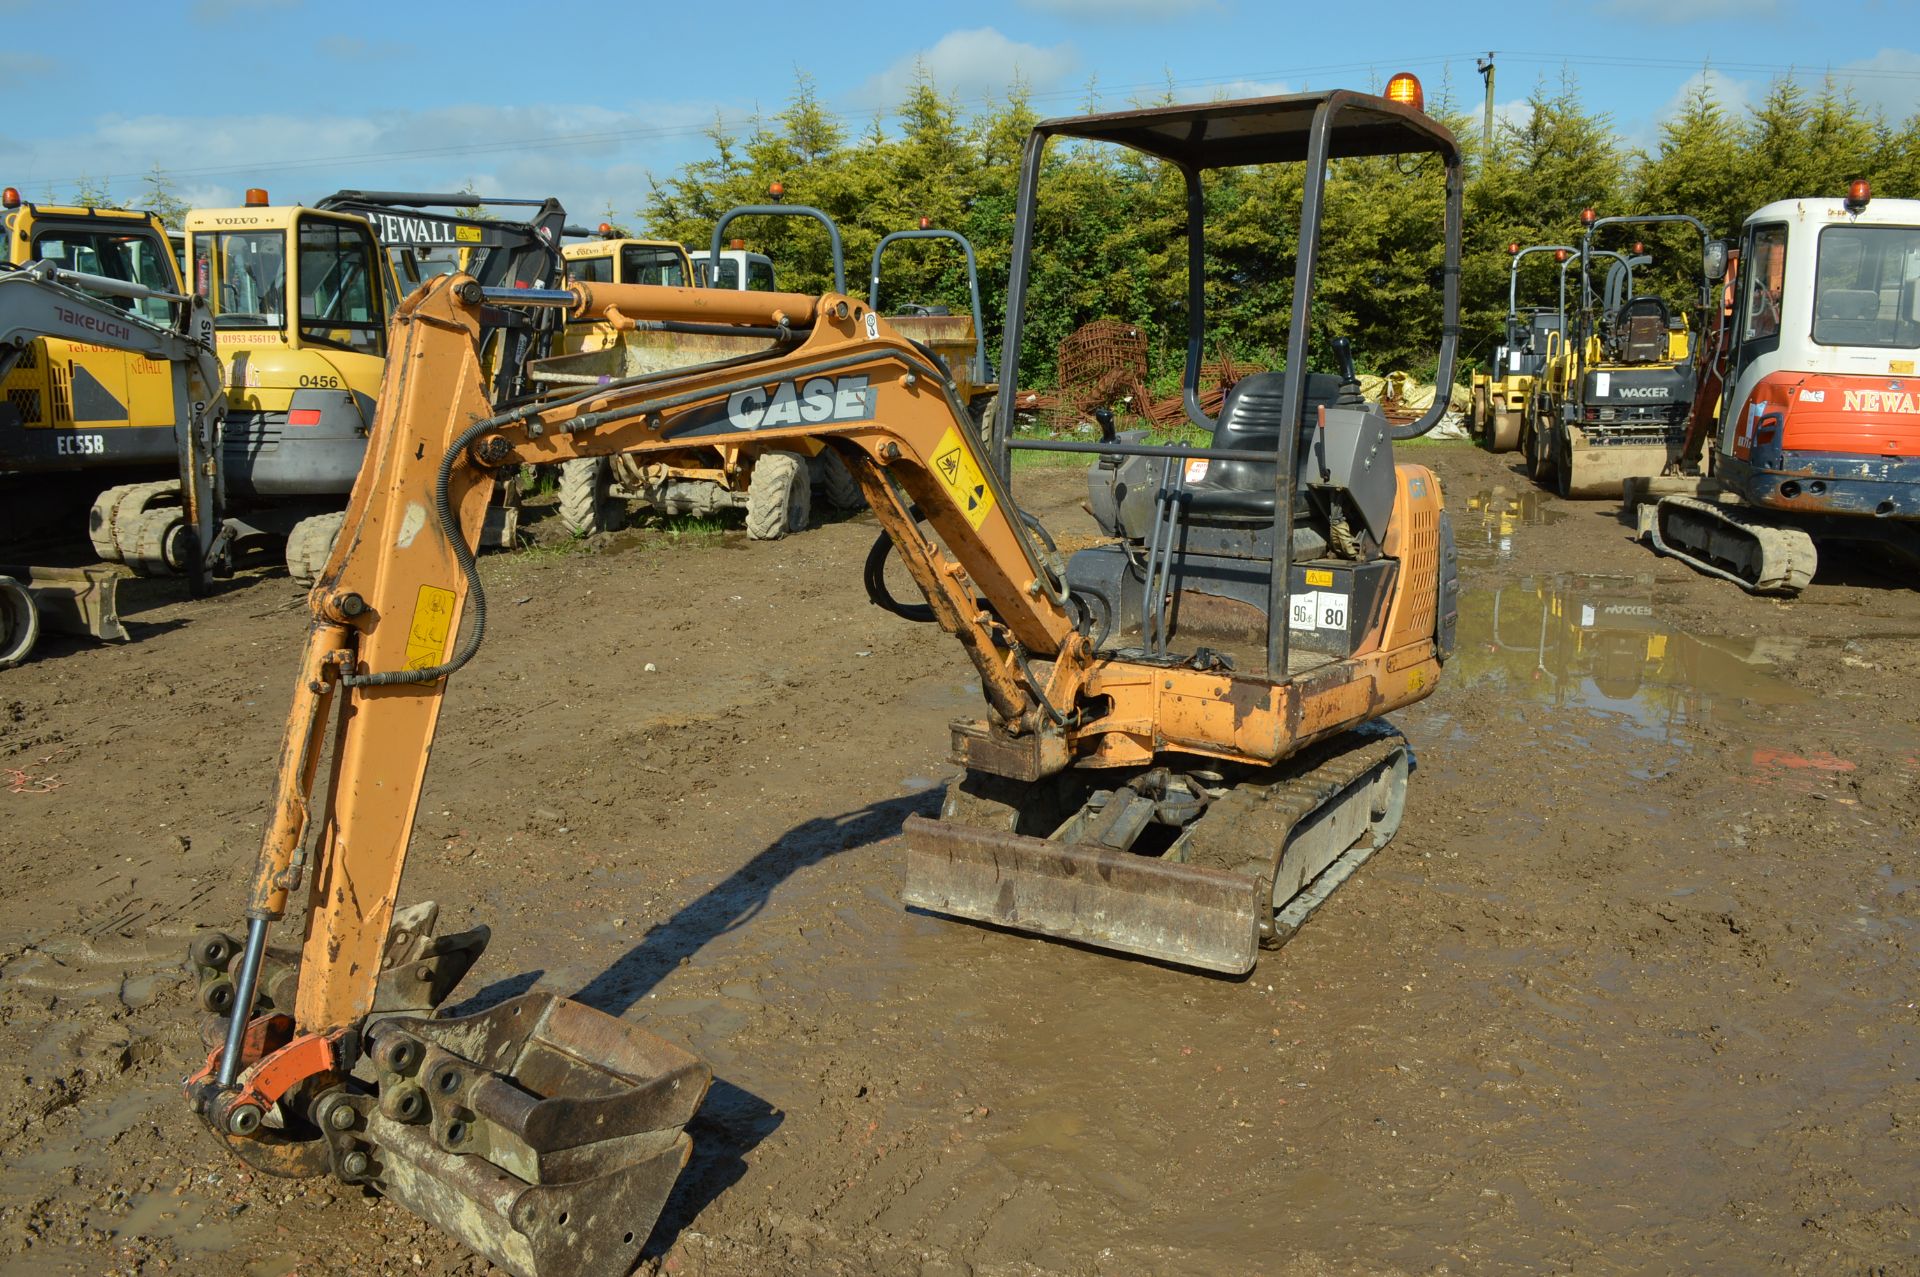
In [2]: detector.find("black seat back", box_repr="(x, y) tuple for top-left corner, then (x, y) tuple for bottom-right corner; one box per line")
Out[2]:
(1609, 296), (1673, 364)
(1189, 371), (1344, 516)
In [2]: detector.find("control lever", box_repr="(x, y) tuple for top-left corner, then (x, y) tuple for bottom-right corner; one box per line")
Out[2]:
(1092, 407), (1117, 442)
(1331, 336), (1357, 383)
(1330, 337), (1365, 409)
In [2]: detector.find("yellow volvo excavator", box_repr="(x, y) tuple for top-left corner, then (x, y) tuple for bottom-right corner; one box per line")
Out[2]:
(185, 86), (1460, 1277)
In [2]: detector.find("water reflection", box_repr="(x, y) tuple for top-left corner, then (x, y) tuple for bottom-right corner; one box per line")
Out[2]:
(1452, 572), (1802, 744)
(1458, 487), (1564, 564)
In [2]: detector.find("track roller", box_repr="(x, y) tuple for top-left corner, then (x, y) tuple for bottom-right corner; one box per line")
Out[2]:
(0, 576), (39, 669)
(1489, 408), (1521, 453)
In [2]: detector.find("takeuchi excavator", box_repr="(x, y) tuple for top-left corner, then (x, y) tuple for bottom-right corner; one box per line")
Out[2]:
(184, 85), (1460, 1277)
(0, 260), (223, 666)
(1635, 185), (1920, 593)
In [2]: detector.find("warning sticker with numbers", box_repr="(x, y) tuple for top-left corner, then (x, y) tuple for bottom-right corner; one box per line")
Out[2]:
(1288, 590), (1350, 631)
(930, 426), (995, 530)
(404, 585), (457, 670)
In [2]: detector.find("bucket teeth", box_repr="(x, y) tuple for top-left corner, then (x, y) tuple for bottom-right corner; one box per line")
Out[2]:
(345, 993), (711, 1277)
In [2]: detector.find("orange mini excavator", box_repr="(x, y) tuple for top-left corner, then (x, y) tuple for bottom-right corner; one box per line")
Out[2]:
(186, 85), (1461, 1277)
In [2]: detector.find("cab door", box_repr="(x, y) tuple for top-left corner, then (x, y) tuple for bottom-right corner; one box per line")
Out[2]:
(1719, 222), (1788, 462)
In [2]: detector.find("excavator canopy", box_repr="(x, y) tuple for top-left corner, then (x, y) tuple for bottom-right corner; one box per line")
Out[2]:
(1030, 89), (1458, 168)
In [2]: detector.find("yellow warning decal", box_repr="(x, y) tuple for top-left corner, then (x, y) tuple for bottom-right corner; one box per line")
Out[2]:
(930, 426), (995, 530)
(1304, 568), (1334, 587)
(404, 585), (457, 671)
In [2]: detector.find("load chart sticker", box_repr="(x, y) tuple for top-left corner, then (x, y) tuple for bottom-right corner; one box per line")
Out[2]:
(931, 426), (995, 530)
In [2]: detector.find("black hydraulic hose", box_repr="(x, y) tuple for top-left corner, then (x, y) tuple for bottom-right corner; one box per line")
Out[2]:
(863, 531), (936, 623)
(1012, 643), (1068, 726)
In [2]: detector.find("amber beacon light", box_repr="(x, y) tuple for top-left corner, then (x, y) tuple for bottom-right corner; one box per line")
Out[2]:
(1385, 73), (1424, 112)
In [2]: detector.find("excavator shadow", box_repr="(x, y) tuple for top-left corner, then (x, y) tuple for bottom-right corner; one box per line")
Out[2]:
(570, 787), (945, 1015)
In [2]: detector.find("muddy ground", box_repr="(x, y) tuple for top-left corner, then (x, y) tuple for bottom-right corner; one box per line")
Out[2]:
(1, 441), (1916, 1277)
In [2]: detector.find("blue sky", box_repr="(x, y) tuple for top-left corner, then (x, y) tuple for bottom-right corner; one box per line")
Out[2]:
(3, 0), (1914, 224)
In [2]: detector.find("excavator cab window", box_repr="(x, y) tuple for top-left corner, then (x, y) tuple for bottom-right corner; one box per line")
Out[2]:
(567, 253), (613, 284)
(297, 219), (385, 357)
(619, 244), (686, 286)
(31, 225), (176, 324)
(389, 244), (460, 293)
(198, 230), (286, 329)
(1737, 223), (1787, 356)
(1813, 224), (1920, 349)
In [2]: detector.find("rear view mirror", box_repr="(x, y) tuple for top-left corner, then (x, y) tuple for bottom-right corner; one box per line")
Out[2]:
(1703, 240), (1729, 282)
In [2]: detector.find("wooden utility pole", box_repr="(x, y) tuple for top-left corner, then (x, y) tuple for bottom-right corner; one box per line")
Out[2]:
(1476, 52), (1497, 156)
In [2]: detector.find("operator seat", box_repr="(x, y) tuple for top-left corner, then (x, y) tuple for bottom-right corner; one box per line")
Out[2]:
(1611, 296), (1673, 363)
(1183, 371), (1347, 518)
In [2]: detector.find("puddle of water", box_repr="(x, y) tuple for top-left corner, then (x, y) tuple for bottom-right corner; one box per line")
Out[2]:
(988, 1108), (1088, 1158)
(1456, 487), (1564, 564)
(1452, 572), (1805, 745)
(94, 1190), (238, 1256)
(1445, 571), (1920, 803)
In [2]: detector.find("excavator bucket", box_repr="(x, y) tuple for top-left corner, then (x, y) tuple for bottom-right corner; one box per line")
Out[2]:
(332, 993), (710, 1277)
(901, 816), (1265, 974)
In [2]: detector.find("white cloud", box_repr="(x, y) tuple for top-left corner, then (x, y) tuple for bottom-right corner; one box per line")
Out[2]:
(0, 99), (735, 227)
(1654, 68), (1754, 123)
(858, 28), (1078, 110)
(1829, 47), (1920, 119)
(1492, 96), (1532, 134)
(1204, 79), (1292, 101)
(0, 51), (54, 78)
(1020, 0), (1221, 16)
(1627, 47), (1920, 145)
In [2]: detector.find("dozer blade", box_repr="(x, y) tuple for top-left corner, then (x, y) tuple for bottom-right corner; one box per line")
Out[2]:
(901, 816), (1264, 974)
(339, 993), (711, 1277)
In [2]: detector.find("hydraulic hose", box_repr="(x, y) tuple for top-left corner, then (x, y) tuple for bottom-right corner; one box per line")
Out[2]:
(864, 531), (936, 623)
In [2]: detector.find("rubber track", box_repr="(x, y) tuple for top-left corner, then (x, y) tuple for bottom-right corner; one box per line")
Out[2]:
(1181, 728), (1408, 945)
(89, 480), (179, 566)
(286, 511), (346, 588)
(1649, 496), (1817, 596)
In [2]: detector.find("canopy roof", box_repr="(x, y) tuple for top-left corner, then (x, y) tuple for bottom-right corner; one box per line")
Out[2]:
(1035, 90), (1457, 168)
